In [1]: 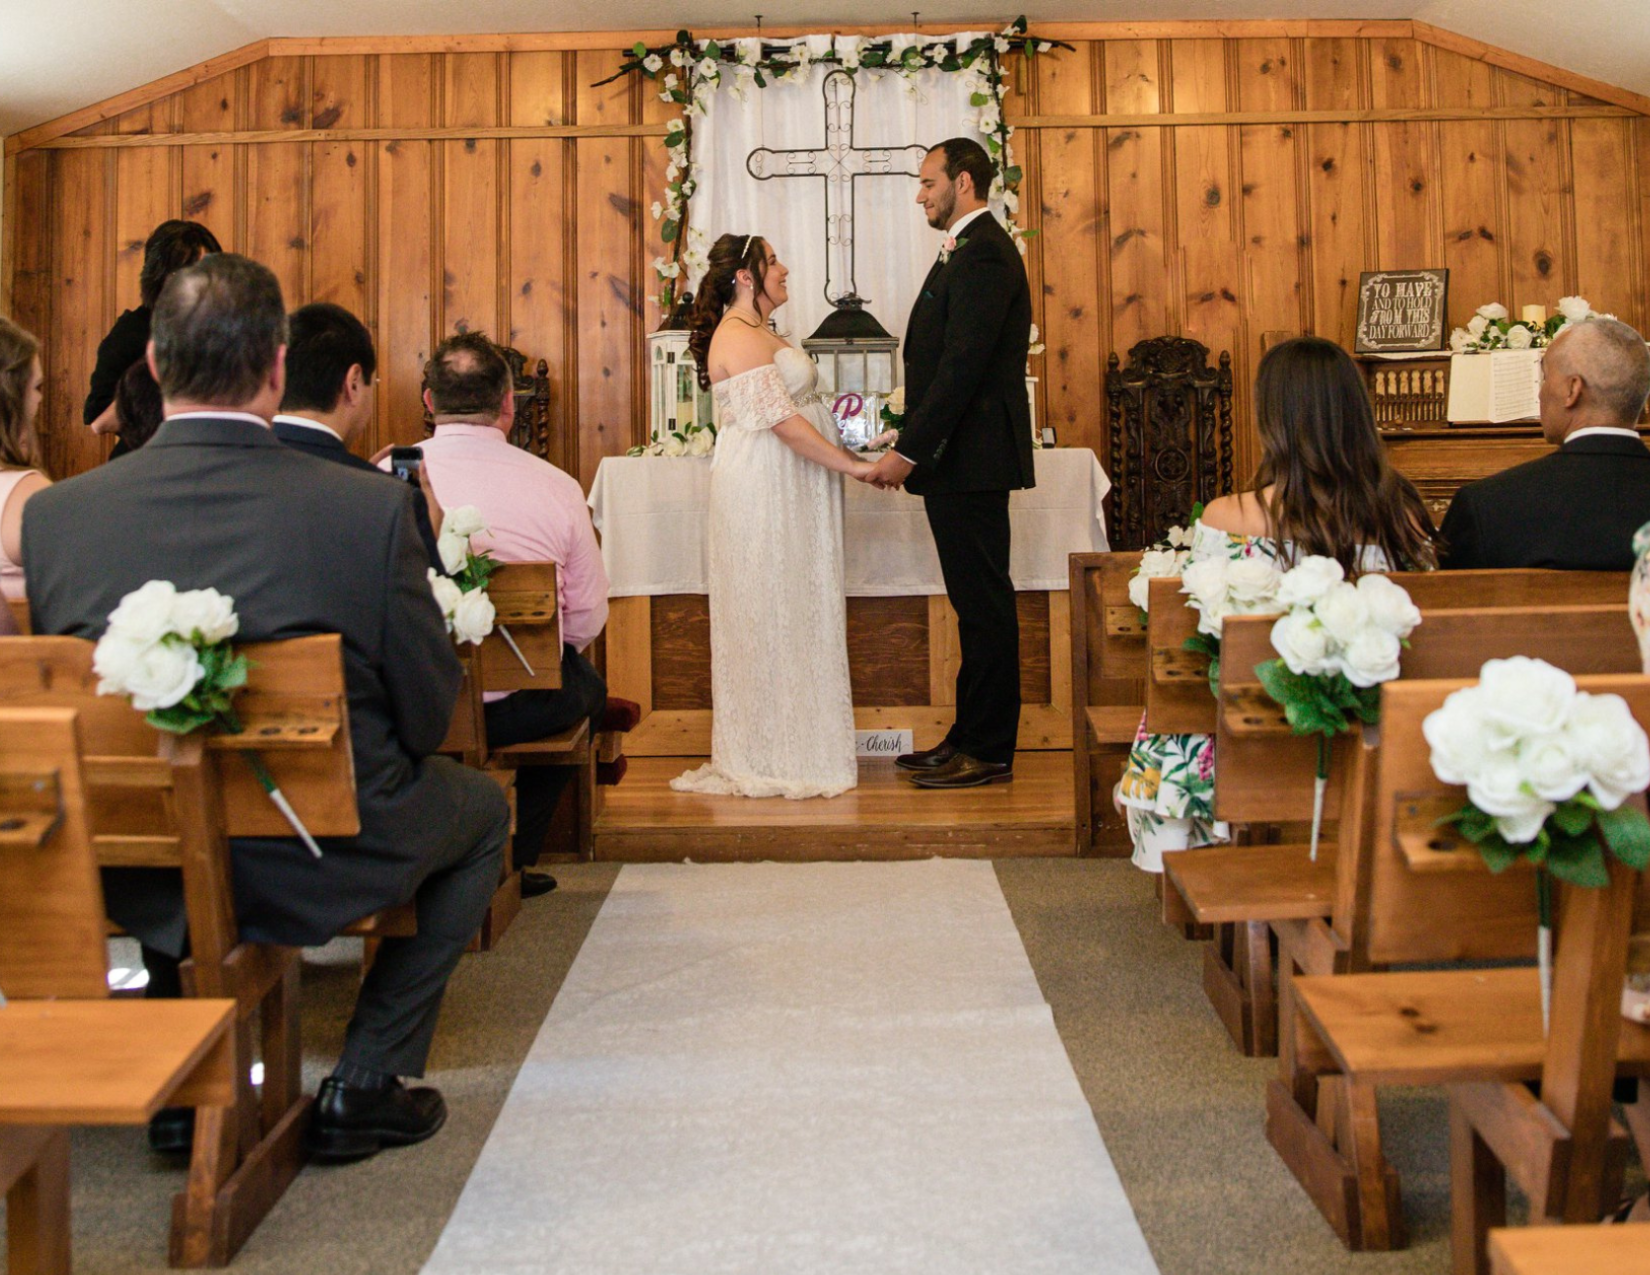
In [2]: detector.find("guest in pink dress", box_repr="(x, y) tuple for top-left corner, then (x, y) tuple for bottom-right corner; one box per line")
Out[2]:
(0, 316), (50, 602)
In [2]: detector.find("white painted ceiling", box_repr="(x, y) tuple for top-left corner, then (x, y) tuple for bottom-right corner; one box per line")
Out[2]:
(2, 1), (1647, 137)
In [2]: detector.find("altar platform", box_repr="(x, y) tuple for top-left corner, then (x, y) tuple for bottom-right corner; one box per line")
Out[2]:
(592, 754), (1076, 862)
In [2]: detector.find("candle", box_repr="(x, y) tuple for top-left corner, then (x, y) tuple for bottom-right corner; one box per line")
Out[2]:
(1522, 304), (1548, 324)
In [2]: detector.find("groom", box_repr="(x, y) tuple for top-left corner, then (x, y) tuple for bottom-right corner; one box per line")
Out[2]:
(866, 137), (1035, 788)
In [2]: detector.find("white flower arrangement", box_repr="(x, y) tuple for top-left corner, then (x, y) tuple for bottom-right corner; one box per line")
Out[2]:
(430, 506), (498, 646)
(94, 581), (321, 857)
(1448, 296), (1616, 353)
(1127, 522), (1195, 614)
(628, 422), (716, 459)
(1179, 554), (1284, 639)
(1257, 558), (1421, 857)
(1424, 657), (1650, 1027)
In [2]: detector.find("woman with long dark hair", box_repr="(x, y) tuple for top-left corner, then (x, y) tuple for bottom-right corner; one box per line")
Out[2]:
(1118, 336), (1436, 869)
(671, 233), (877, 799)
(0, 315), (50, 601)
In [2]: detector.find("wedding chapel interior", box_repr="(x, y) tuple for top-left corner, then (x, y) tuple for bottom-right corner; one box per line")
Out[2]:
(5, 2), (1650, 1273)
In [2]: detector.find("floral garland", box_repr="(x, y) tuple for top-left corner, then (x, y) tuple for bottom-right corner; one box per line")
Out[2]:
(1450, 296), (1615, 352)
(595, 17), (1071, 311)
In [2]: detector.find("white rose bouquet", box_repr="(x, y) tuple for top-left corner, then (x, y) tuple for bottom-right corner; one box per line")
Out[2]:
(1424, 657), (1650, 1027)
(1256, 559), (1422, 857)
(431, 506), (498, 647)
(628, 421), (717, 458)
(1176, 547), (1284, 698)
(94, 581), (321, 858)
(1448, 296), (1613, 353)
(1127, 512), (1198, 615)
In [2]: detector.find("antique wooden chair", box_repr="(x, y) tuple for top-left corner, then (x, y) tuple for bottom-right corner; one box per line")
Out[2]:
(0, 706), (236, 1275)
(1069, 551), (1147, 857)
(1103, 336), (1234, 551)
(0, 635), (357, 1267)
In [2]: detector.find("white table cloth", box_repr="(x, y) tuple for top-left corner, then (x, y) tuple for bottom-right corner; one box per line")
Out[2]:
(588, 448), (1110, 598)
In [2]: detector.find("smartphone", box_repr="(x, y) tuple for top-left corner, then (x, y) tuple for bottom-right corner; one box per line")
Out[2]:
(389, 446), (424, 484)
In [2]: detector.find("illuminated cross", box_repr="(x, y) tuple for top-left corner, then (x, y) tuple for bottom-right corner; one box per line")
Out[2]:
(746, 69), (928, 308)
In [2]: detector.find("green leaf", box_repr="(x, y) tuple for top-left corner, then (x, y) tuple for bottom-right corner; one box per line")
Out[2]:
(1546, 833), (1611, 887)
(704, 41), (721, 60)
(1003, 165), (1023, 186)
(754, 69), (766, 88)
(1551, 798), (1596, 837)
(861, 50), (886, 67)
(1477, 835), (1520, 873)
(970, 92), (991, 106)
(633, 41), (649, 59)
(661, 220), (679, 244)
(1598, 803), (1650, 869)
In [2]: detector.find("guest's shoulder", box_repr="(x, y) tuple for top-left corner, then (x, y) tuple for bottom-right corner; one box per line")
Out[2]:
(1199, 490), (1271, 539)
(1453, 449), (1570, 504)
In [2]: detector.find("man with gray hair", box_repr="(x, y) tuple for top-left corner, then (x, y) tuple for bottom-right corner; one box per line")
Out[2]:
(23, 253), (509, 1161)
(1440, 316), (1650, 570)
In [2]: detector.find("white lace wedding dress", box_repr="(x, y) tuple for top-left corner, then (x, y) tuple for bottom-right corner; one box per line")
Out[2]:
(671, 346), (859, 799)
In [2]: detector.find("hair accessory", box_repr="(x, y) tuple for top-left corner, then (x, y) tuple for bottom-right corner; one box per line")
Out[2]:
(736, 233), (752, 260)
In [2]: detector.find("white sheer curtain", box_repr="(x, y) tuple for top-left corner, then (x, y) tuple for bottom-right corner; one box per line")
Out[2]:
(686, 34), (984, 353)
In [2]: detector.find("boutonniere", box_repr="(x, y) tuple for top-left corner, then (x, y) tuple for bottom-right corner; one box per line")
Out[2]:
(938, 235), (968, 265)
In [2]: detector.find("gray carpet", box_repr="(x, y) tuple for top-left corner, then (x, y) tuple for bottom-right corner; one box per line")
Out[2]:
(5, 860), (1466, 1274)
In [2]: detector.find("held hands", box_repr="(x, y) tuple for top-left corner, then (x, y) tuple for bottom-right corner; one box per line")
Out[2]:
(861, 450), (915, 491)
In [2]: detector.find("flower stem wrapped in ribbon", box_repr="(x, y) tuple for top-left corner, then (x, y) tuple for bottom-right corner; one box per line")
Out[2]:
(93, 581), (322, 858)
(1256, 559), (1422, 859)
(1424, 657), (1650, 1031)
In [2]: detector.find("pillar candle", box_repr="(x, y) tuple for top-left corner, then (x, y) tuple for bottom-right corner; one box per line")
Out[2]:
(1522, 304), (1548, 324)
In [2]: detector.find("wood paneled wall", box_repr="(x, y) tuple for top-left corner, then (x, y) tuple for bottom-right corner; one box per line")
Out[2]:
(5, 24), (1649, 489)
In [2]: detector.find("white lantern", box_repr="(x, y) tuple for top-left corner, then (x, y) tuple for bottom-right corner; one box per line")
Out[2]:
(801, 296), (901, 449)
(647, 302), (714, 443)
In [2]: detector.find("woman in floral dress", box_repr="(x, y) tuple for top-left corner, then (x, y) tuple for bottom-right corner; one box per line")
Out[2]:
(1118, 337), (1438, 872)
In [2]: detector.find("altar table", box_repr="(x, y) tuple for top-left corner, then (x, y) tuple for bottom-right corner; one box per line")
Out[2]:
(588, 450), (1110, 755)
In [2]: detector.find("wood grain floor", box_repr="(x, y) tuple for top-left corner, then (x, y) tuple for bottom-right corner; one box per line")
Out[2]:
(593, 753), (1076, 861)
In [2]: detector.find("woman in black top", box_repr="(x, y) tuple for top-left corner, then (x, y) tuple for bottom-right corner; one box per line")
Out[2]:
(83, 219), (221, 453)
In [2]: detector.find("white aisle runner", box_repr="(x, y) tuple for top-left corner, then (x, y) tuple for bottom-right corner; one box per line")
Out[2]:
(422, 861), (1159, 1275)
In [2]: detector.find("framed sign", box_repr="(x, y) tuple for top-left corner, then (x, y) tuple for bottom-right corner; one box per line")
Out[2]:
(1355, 269), (1449, 353)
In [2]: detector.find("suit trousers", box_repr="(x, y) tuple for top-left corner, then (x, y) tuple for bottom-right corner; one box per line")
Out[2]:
(482, 647), (607, 870)
(924, 490), (1020, 765)
(339, 758), (509, 1077)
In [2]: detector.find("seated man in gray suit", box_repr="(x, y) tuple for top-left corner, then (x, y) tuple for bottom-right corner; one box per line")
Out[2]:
(23, 254), (509, 1162)
(1440, 317), (1650, 570)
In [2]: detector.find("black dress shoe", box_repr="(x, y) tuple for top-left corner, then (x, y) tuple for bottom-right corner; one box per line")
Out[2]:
(519, 870), (558, 898)
(148, 1106), (195, 1156)
(908, 753), (1013, 788)
(895, 740), (958, 772)
(304, 1078), (446, 1163)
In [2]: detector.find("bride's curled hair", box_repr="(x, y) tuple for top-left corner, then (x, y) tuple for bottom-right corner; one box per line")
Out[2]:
(687, 233), (768, 390)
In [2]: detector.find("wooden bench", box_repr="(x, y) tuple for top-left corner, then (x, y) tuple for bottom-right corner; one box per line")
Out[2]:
(1489, 1224), (1650, 1274)
(0, 635), (358, 1267)
(1070, 551), (1147, 857)
(0, 706), (236, 1275)
(1276, 675), (1650, 1254)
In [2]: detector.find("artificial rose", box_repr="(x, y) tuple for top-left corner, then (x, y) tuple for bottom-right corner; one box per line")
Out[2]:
(1450, 327), (1472, 352)
(1225, 557), (1283, 608)
(1355, 573), (1422, 638)
(1313, 581), (1370, 645)
(437, 528), (470, 575)
(1505, 323), (1535, 350)
(1565, 692), (1650, 809)
(886, 385), (906, 415)
(1166, 523), (1194, 549)
(1477, 303), (1509, 321)
(122, 639), (205, 712)
(1275, 556), (1344, 610)
(1518, 733), (1589, 803)
(1424, 687), (1496, 786)
(1270, 611), (1334, 677)
(451, 589), (496, 646)
(661, 433), (687, 457)
(427, 568), (463, 621)
(1467, 314), (1490, 338)
(92, 633), (152, 696)
(1476, 656), (1577, 744)
(1557, 295), (1593, 322)
(443, 505), (488, 539)
(1129, 547), (1186, 612)
(688, 429), (715, 457)
(107, 579), (180, 644)
(169, 588), (239, 645)
(1179, 558), (1231, 636)
(1339, 626), (1403, 688)
(1466, 750), (1555, 844)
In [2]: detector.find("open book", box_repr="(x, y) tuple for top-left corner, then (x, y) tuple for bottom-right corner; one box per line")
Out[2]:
(1446, 349), (1543, 424)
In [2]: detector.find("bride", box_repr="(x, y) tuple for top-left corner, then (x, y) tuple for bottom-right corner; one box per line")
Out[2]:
(671, 233), (877, 799)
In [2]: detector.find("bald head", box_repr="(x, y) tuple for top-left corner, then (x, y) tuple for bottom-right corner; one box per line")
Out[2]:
(1538, 317), (1650, 442)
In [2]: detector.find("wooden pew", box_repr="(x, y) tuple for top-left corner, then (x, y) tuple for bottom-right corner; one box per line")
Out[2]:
(1069, 551), (1146, 857)
(0, 706), (236, 1275)
(1489, 1224), (1650, 1274)
(1277, 676), (1650, 1254)
(0, 636), (357, 1267)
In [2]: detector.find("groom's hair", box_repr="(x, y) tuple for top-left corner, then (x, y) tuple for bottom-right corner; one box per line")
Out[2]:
(929, 138), (996, 202)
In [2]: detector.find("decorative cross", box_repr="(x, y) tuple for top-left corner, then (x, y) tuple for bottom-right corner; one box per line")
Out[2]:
(746, 69), (928, 308)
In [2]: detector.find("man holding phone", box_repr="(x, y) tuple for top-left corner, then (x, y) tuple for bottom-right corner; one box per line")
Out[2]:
(275, 303), (445, 571)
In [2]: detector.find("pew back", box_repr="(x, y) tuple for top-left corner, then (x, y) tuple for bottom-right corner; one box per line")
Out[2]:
(1070, 551), (1147, 855)
(470, 561), (563, 695)
(0, 707), (106, 999)
(1215, 604), (1639, 825)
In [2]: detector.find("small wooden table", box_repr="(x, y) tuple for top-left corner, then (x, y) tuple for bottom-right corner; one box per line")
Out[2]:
(0, 999), (236, 1275)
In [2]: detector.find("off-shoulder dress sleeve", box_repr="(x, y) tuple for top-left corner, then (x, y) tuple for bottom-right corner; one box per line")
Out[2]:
(714, 364), (801, 432)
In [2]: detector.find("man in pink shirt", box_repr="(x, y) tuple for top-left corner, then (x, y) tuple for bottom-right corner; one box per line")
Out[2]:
(404, 332), (609, 896)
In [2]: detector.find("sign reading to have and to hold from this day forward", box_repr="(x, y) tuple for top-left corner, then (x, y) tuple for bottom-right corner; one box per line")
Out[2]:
(1355, 269), (1450, 353)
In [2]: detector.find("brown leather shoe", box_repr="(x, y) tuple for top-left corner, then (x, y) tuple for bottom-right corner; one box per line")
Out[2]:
(908, 752), (1013, 788)
(895, 740), (958, 772)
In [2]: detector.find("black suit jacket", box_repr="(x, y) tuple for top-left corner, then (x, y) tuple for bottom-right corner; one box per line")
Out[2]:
(900, 211), (1035, 496)
(1438, 433), (1650, 571)
(272, 418), (445, 571)
(23, 416), (468, 952)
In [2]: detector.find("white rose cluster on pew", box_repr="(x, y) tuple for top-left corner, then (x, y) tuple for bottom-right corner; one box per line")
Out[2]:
(93, 580), (239, 712)
(1127, 521), (1193, 613)
(1179, 554), (1283, 637)
(1268, 559), (1422, 688)
(1423, 657), (1650, 844)
(428, 505), (498, 646)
